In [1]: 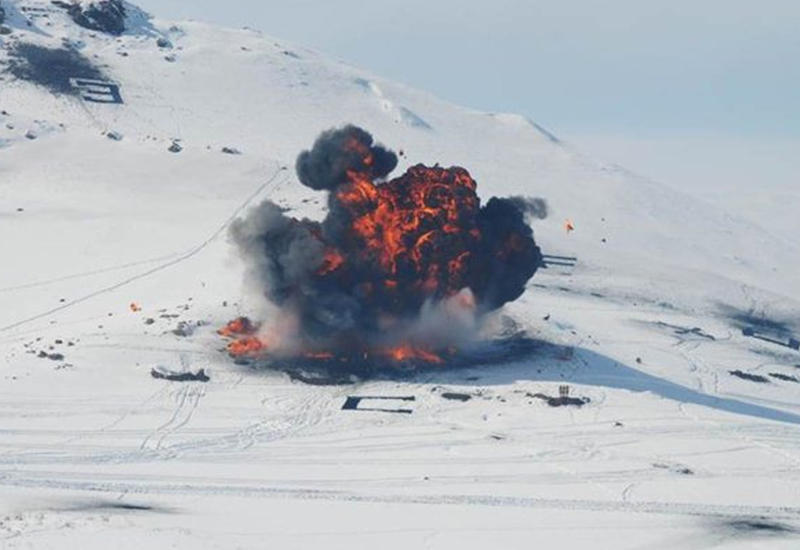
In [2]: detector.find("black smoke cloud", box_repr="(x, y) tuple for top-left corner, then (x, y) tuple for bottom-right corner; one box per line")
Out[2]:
(296, 125), (398, 190)
(507, 196), (549, 220)
(232, 126), (543, 350)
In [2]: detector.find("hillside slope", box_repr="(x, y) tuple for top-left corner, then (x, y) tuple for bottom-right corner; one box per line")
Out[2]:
(1, 2), (799, 548)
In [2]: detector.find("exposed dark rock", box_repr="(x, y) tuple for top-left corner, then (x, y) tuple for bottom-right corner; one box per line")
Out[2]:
(150, 367), (209, 382)
(221, 146), (241, 155)
(730, 370), (770, 383)
(528, 392), (590, 407)
(167, 140), (182, 153)
(156, 37), (171, 48)
(769, 372), (799, 383)
(441, 392), (472, 402)
(54, 0), (127, 36)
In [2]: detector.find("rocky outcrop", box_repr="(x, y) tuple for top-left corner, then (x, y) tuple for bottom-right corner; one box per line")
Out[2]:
(53, 1), (127, 36)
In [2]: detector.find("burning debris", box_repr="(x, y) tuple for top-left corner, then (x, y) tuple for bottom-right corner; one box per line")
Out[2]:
(224, 125), (544, 368)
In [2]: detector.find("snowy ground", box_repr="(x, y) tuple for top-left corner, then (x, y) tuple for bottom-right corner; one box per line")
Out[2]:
(1, 1), (799, 548)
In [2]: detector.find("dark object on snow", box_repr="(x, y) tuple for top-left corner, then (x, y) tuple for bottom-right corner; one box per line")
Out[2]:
(106, 130), (123, 141)
(529, 392), (590, 407)
(729, 370), (769, 383)
(221, 146), (242, 155)
(171, 321), (196, 337)
(742, 327), (799, 350)
(653, 463), (694, 475)
(539, 254), (577, 269)
(156, 37), (172, 49)
(342, 395), (415, 414)
(6, 43), (107, 96)
(168, 141), (182, 153)
(441, 392), (472, 402)
(38, 351), (65, 361)
(725, 518), (796, 535)
(655, 322), (716, 341)
(53, 0), (127, 36)
(150, 367), (209, 382)
(769, 372), (799, 383)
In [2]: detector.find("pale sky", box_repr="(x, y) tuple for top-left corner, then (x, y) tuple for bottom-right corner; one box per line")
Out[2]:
(135, 0), (800, 193)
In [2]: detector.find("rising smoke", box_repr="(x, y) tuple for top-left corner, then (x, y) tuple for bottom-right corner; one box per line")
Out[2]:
(506, 196), (549, 220)
(230, 125), (543, 354)
(296, 125), (398, 191)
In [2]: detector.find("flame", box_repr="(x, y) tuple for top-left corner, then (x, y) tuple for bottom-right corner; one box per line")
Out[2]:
(316, 249), (345, 275)
(218, 316), (257, 338)
(380, 345), (444, 364)
(227, 336), (266, 357)
(332, 165), (480, 299)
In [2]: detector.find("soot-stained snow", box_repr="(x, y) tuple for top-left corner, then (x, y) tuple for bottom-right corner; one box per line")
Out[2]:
(6, 43), (107, 95)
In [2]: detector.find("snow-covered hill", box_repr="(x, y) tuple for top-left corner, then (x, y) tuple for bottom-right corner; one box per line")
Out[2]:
(1, 1), (799, 548)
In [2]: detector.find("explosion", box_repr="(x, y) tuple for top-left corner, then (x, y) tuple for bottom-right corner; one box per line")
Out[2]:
(224, 125), (543, 366)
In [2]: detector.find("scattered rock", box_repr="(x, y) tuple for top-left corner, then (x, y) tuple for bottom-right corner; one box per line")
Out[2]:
(168, 141), (182, 153)
(144, 318), (155, 325)
(156, 37), (172, 49)
(106, 130), (123, 141)
(221, 146), (241, 155)
(151, 367), (209, 383)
